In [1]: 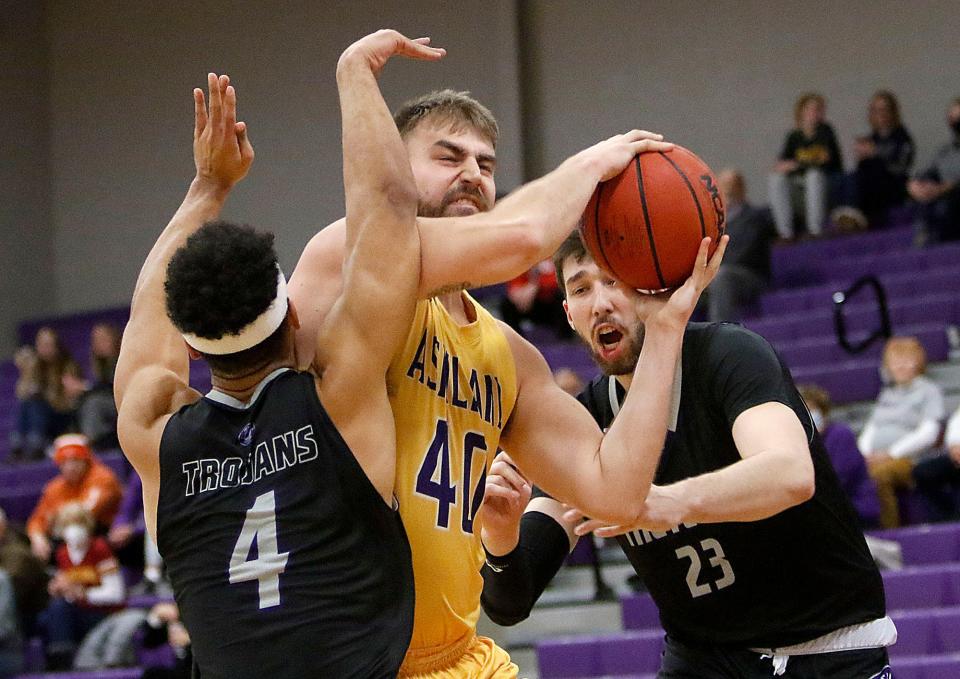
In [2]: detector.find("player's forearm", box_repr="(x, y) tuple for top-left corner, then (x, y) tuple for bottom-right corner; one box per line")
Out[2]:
(672, 449), (815, 524)
(336, 57), (418, 249)
(594, 321), (683, 522)
(417, 152), (604, 295)
(480, 511), (571, 626)
(493, 151), (606, 257)
(337, 50), (419, 285)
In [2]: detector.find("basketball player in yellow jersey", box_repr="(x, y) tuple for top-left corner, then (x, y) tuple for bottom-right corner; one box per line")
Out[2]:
(290, 35), (725, 677)
(387, 293), (519, 676)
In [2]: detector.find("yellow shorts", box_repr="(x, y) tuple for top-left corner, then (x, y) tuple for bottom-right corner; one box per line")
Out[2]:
(399, 634), (518, 678)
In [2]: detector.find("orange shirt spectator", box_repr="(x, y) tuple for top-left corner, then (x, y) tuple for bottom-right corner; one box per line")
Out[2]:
(27, 435), (123, 562)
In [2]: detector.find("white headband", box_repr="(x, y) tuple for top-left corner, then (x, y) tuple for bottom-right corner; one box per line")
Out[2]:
(183, 269), (289, 355)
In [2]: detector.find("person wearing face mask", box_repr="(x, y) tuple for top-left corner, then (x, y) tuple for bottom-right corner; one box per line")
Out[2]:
(859, 337), (945, 528)
(26, 434), (123, 563)
(798, 385), (880, 529)
(907, 97), (960, 244)
(37, 502), (125, 670)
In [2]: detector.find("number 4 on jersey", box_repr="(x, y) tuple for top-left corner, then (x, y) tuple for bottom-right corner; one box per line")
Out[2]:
(415, 419), (487, 533)
(229, 490), (290, 609)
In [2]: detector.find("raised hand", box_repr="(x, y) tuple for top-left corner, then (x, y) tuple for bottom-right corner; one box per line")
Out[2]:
(476, 452), (532, 556)
(652, 234), (729, 331)
(579, 129), (675, 182)
(193, 72), (254, 190)
(337, 29), (446, 79)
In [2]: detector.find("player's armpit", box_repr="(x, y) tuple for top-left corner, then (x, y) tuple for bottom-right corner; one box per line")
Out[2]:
(116, 366), (200, 481)
(288, 220), (346, 372)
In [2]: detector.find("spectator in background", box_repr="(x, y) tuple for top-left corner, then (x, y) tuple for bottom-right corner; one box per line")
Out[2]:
(859, 337), (945, 528)
(852, 91), (915, 227)
(9, 327), (81, 462)
(768, 93), (843, 239)
(908, 97), (960, 244)
(705, 169), (774, 321)
(798, 384), (881, 528)
(140, 602), (191, 679)
(0, 569), (22, 679)
(0, 508), (48, 635)
(552, 367), (584, 397)
(913, 404), (960, 521)
(110, 473), (167, 594)
(63, 324), (122, 452)
(38, 503), (125, 670)
(500, 259), (572, 339)
(27, 434), (123, 562)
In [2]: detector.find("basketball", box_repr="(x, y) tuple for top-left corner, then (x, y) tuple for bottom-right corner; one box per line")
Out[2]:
(580, 146), (726, 290)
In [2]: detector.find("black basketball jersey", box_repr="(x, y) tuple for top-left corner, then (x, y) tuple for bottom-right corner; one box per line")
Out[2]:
(573, 323), (885, 648)
(156, 369), (414, 679)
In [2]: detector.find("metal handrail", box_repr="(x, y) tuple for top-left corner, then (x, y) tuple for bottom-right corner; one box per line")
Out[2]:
(832, 275), (892, 355)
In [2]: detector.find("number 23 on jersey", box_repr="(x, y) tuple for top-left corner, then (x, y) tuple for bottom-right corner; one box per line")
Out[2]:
(415, 419), (488, 534)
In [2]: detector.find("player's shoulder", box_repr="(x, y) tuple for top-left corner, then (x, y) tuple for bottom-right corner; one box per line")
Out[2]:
(683, 322), (783, 382)
(687, 321), (775, 357)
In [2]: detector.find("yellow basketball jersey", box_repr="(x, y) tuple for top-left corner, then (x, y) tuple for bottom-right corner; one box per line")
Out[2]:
(388, 293), (518, 665)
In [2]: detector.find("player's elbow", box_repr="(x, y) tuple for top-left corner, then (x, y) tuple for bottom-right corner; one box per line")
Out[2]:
(505, 217), (549, 269)
(480, 592), (532, 627)
(783, 455), (816, 506)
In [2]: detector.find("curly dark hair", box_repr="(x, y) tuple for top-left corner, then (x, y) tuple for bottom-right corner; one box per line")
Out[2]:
(165, 221), (288, 377)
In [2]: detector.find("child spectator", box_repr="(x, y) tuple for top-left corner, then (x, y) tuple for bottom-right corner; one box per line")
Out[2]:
(9, 327), (81, 461)
(798, 384), (880, 528)
(768, 93), (843, 239)
(859, 337), (945, 527)
(27, 434), (123, 562)
(37, 503), (125, 670)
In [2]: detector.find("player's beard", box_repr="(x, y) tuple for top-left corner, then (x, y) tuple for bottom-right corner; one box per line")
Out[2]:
(418, 182), (489, 217)
(585, 321), (645, 377)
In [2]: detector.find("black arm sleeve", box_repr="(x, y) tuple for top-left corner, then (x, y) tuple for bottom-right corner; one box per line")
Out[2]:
(480, 510), (571, 626)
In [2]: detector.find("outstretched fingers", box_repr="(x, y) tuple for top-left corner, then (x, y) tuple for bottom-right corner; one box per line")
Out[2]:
(235, 121), (254, 162)
(403, 36), (446, 61)
(207, 73), (221, 132)
(223, 84), (237, 133)
(193, 88), (206, 141)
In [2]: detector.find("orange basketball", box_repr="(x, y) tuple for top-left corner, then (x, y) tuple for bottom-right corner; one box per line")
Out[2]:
(580, 146), (725, 290)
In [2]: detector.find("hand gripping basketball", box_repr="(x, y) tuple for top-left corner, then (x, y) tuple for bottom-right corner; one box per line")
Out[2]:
(581, 145), (727, 290)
